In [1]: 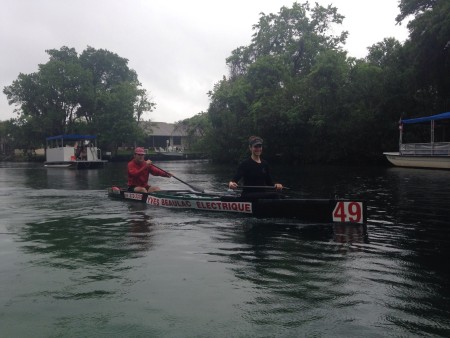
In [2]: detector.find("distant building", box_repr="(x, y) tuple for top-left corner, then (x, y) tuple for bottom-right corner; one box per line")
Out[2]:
(140, 121), (189, 151)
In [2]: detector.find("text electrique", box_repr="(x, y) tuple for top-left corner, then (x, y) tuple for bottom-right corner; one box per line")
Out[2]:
(146, 196), (252, 213)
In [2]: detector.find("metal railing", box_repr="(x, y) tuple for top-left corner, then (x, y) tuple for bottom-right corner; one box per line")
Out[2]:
(400, 142), (450, 156)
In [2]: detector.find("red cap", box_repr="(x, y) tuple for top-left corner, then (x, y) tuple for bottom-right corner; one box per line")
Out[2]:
(134, 147), (145, 155)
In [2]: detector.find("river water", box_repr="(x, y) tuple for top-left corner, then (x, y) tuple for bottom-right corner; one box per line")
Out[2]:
(0, 161), (449, 337)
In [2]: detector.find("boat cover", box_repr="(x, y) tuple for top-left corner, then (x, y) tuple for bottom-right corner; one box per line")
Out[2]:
(46, 134), (97, 141)
(402, 112), (450, 124)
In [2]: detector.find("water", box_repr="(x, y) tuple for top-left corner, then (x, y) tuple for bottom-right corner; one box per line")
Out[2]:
(0, 161), (449, 337)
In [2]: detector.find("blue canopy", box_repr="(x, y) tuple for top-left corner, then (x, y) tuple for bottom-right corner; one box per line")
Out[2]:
(46, 134), (97, 141)
(402, 112), (450, 124)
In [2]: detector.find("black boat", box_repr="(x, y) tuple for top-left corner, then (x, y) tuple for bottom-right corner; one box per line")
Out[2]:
(108, 187), (367, 224)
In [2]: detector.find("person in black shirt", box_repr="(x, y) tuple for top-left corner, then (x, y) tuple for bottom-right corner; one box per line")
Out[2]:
(228, 136), (283, 198)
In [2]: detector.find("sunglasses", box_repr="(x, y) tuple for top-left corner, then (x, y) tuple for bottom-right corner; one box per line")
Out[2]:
(253, 144), (262, 148)
(135, 153), (145, 156)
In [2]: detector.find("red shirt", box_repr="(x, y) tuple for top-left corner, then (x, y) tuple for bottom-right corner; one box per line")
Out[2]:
(127, 160), (169, 188)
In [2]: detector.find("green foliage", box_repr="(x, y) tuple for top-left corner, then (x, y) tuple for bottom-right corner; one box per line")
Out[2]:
(226, 2), (347, 79)
(209, 2), (354, 163)
(395, 0), (438, 23)
(3, 46), (155, 152)
(401, 0), (450, 112)
(199, 0), (449, 164)
(175, 112), (211, 152)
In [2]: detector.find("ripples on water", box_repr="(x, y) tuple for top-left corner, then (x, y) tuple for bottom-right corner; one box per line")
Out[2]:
(0, 162), (450, 337)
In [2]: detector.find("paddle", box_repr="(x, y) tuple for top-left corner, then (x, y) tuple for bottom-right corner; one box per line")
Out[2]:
(151, 163), (205, 193)
(231, 185), (290, 190)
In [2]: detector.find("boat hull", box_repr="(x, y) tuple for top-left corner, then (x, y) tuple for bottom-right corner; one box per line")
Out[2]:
(45, 160), (107, 169)
(383, 152), (450, 169)
(108, 188), (367, 224)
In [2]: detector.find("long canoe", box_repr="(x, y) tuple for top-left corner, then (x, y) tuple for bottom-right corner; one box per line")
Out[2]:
(108, 187), (367, 224)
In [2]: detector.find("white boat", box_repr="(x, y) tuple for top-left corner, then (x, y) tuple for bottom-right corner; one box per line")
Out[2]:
(44, 134), (107, 169)
(154, 147), (186, 159)
(383, 112), (450, 169)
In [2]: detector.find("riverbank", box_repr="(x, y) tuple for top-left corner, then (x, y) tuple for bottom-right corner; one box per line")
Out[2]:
(0, 151), (208, 162)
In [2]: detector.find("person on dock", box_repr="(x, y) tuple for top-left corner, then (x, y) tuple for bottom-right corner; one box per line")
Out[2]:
(127, 147), (172, 193)
(228, 136), (283, 198)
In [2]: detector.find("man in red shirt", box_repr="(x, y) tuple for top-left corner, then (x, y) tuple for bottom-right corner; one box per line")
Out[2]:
(127, 147), (171, 193)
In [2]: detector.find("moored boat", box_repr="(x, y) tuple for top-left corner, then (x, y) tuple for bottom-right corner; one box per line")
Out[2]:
(108, 187), (367, 224)
(45, 134), (108, 169)
(383, 112), (450, 169)
(154, 147), (187, 159)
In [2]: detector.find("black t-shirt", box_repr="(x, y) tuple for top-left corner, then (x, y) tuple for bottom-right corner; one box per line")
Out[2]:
(231, 158), (274, 193)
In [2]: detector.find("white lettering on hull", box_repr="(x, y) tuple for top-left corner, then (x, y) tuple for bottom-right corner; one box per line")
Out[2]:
(145, 196), (253, 214)
(124, 192), (144, 201)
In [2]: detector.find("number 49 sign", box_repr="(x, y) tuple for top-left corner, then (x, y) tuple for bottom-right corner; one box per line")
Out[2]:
(332, 201), (364, 224)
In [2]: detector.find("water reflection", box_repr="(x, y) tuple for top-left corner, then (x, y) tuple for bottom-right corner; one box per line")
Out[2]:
(17, 205), (157, 269)
(126, 208), (156, 253)
(239, 220), (368, 245)
(332, 224), (368, 244)
(208, 221), (369, 332)
(381, 167), (450, 221)
(44, 168), (101, 190)
(8, 165), (104, 190)
(18, 217), (132, 268)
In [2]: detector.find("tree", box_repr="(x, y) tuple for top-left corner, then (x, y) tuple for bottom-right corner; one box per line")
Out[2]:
(3, 48), (91, 136)
(207, 2), (350, 163)
(207, 76), (252, 162)
(134, 89), (156, 123)
(93, 82), (143, 155)
(395, 0), (438, 23)
(208, 2), (354, 161)
(397, 0), (450, 112)
(184, 0), (448, 164)
(3, 46), (155, 152)
(226, 2), (348, 78)
(175, 112), (211, 152)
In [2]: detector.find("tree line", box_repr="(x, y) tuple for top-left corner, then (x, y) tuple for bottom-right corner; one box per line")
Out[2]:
(2, 46), (153, 156)
(2, 0), (449, 164)
(181, 0), (449, 164)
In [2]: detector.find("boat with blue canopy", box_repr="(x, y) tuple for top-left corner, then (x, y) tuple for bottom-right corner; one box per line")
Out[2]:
(45, 134), (107, 169)
(383, 112), (450, 169)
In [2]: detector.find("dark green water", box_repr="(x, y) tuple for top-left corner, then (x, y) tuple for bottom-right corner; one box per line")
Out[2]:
(1, 161), (449, 337)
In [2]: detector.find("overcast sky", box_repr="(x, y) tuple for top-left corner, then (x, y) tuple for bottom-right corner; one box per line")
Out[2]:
(0, 0), (409, 123)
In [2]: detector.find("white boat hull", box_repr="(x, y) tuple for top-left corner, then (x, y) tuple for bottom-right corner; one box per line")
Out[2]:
(44, 160), (107, 169)
(157, 151), (185, 157)
(44, 163), (73, 168)
(383, 152), (450, 169)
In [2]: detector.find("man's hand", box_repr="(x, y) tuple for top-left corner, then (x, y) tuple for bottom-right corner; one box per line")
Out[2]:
(274, 183), (283, 191)
(228, 181), (238, 189)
